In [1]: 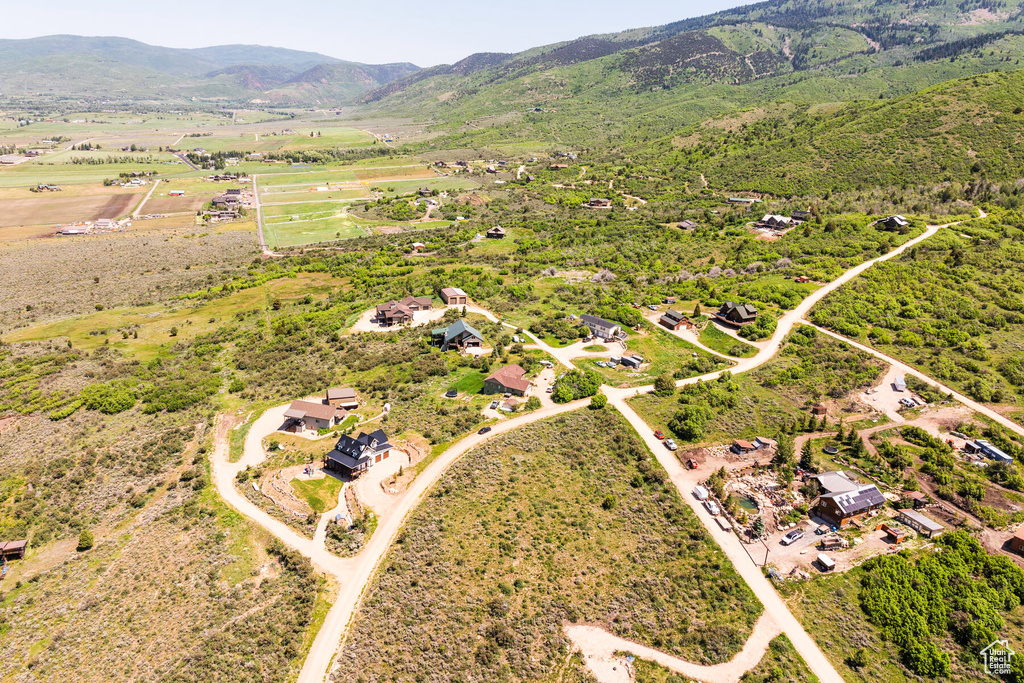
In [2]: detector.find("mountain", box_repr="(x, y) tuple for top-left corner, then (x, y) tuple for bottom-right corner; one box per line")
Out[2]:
(0, 35), (420, 104)
(361, 0), (1024, 150)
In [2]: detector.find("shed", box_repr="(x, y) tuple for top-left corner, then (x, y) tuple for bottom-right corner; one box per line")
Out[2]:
(893, 375), (907, 392)
(732, 440), (756, 454)
(0, 540), (27, 560)
(817, 553), (836, 572)
(1010, 531), (1024, 555)
(896, 509), (945, 538)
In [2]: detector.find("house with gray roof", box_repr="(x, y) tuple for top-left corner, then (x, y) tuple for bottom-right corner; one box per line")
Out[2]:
(432, 320), (484, 351)
(324, 429), (393, 477)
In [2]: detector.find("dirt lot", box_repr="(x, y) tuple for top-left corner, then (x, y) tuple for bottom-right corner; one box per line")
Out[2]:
(0, 190), (144, 228)
(144, 194), (215, 214)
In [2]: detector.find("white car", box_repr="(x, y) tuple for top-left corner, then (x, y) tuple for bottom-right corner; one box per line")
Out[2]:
(664, 439), (678, 451)
(780, 529), (805, 545)
(704, 500), (720, 516)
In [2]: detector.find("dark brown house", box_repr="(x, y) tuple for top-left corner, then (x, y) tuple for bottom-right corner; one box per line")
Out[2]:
(813, 484), (885, 528)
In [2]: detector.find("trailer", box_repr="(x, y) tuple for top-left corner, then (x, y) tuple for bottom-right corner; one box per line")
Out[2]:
(715, 517), (733, 531)
(817, 553), (836, 572)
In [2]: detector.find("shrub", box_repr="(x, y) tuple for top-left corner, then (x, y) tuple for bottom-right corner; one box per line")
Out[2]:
(76, 528), (94, 552)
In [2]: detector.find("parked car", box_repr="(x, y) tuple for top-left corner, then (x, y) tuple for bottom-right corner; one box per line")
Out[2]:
(596, 361), (607, 367)
(704, 499), (720, 516)
(686, 458), (698, 470)
(780, 529), (805, 546)
(489, 400), (499, 409)
(654, 430), (665, 440)
(545, 387), (553, 393)
(478, 426), (492, 435)
(647, 304), (658, 311)
(664, 439), (678, 451)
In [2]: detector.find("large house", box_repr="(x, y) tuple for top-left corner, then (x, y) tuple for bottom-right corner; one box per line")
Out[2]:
(486, 226), (506, 239)
(758, 214), (792, 229)
(659, 309), (691, 331)
(716, 302), (758, 326)
(375, 296), (433, 327)
(324, 429), (393, 477)
(440, 287), (469, 305)
(810, 470), (885, 527)
(484, 364), (531, 396)
(579, 314), (621, 340)
(587, 198), (613, 209)
(284, 400), (345, 433)
(326, 387), (358, 410)
(433, 320), (484, 351)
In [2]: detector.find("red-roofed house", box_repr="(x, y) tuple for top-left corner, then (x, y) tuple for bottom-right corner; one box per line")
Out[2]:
(483, 364), (531, 397)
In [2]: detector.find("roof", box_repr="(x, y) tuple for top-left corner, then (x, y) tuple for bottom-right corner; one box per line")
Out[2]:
(661, 309), (686, 324)
(580, 314), (618, 330)
(486, 364), (531, 392)
(1, 540), (27, 551)
(679, 220), (698, 229)
(734, 440), (756, 450)
(720, 301), (758, 321)
(334, 430), (392, 459)
(441, 287), (467, 297)
(897, 509), (944, 533)
(820, 484), (885, 515)
(284, 400), (338, 422)
(327, 387), (357, 401)
(813, 470), (861, 495)
(487, 226), (506, 234)
(400, 295), (432, 308)
(976, 439), (1013, 462)
(434, 319), (483, 348)
(894, 375), (907, 388)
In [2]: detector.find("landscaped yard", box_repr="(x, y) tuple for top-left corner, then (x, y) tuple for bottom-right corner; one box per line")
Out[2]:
(291, 475), (344, 513)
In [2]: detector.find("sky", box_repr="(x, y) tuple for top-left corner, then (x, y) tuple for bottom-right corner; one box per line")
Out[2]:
(1, 0), (748, 66)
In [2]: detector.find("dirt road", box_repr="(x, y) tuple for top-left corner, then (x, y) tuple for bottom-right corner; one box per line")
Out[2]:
(567, 613), (782, 683)
(212, 397), (593, 683)
(212, 219), (977, 683)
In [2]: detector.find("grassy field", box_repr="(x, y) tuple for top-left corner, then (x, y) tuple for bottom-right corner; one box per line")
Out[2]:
(576, 322), (730, 387)
(4, 272), (337, 359)
(699, 322), (759, 358)
(447, 370), (486, 394)
(0, 187), (146, 228)
(264, 212), (371, 248)
(330, 409), (761, 682)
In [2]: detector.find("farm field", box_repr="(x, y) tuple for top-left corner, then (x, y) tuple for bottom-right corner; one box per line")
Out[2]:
(264, 211), (371, 248)
(181, 126), (375, 154)
(0, 189), (146, 229)
(330, 410), (761, 682)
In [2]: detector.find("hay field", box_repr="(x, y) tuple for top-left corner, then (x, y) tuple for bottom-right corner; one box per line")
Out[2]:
(0, 191), (144, 228)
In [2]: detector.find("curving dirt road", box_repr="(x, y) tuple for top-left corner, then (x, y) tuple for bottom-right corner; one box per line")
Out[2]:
(213, 397), (593, 683)
(566, 613), (782, 683)
(211, 218), (980, 683)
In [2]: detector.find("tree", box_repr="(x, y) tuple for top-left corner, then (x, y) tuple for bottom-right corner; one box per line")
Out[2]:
(800, 441), (814, 471)
(590, 393), (607, 409)
(169, 326), (179, 337)
(752, 516), (766, 538)
(654, 373), (676, 397)
(525, 396), (542, 411)
(77, 528), (94, 551)
(693, 303), (701, 318)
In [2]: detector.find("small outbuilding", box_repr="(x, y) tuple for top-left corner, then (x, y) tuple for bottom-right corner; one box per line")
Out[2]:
(896, 509), (945, 538)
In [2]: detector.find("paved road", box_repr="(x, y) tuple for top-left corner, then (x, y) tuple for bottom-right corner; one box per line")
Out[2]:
(211, 219), (975, 683)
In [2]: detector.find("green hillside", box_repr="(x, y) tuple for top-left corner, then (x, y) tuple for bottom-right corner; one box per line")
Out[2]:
(0, 35), (420, 104)
(362, 0), (1024, 158)
(671, 67), (1024, 195)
